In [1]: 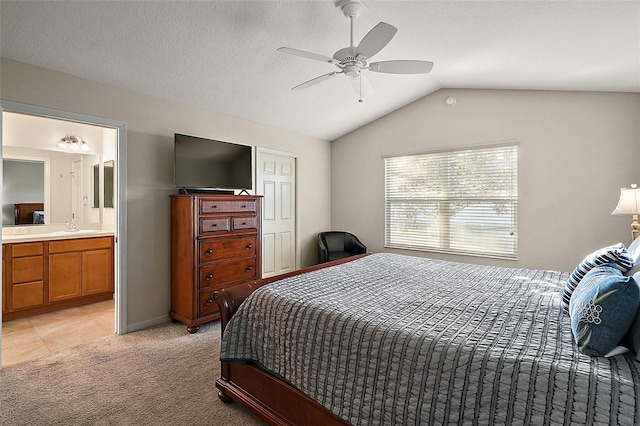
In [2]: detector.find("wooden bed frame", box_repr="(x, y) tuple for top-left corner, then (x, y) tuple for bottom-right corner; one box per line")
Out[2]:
(213, 255), (368, 426)
(14, 202), (44, 225)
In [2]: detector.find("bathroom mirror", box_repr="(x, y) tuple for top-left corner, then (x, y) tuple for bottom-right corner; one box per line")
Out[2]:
(2, 158), (45, 226)
(2, 111), (117, 228)
(92, 160), (114, 208)
(2, 148), (100, 226)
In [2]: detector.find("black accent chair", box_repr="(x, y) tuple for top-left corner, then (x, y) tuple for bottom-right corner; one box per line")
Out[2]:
(317, 231), (367, 264)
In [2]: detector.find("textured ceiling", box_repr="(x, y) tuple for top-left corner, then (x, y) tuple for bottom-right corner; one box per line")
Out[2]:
(1, 1), (639, 141)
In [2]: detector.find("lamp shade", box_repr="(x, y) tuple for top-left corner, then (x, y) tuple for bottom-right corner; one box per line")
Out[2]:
(612, 184), (640, 215)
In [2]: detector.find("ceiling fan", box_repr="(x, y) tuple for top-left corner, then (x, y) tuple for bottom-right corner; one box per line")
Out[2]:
(278, 0), (434, 102)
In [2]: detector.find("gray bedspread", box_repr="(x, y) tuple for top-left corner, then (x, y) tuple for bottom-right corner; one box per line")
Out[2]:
(220, 253), (640, 425)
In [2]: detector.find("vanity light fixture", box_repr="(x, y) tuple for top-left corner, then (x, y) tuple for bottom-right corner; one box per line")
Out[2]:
(57, 135), (90, 152)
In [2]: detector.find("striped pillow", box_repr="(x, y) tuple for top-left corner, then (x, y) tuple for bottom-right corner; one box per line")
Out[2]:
(562, 243), (634, 314)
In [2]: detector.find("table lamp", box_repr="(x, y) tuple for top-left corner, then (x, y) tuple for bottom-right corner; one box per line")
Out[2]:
(612, 183), (640, 241)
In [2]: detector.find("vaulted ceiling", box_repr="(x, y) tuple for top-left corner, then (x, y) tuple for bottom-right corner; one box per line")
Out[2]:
(1, 1), (639, 141)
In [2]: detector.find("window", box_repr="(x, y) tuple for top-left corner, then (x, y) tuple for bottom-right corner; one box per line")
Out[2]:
(384, 143), (518, 259)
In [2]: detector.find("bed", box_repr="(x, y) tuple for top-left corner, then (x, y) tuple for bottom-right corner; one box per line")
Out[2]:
(214, 252), (640, 425)
(14, 202), (44, 225)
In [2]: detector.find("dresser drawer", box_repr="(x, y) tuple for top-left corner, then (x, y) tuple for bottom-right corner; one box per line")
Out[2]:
(200, 218), (230, 234)
(200, 199), (257, 214)
(232, 216), (257, 230)
(199, 290), (218, 316)
(199, 236), (256, 263)
(199, 258), (257, 289)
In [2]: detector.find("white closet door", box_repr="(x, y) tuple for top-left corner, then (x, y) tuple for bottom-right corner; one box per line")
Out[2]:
(257, 151), (296, 278)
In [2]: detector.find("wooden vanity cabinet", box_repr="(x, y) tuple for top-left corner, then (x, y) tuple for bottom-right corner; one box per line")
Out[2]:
(2, 247), (4, 313)
(170, 194), (262, 333)
(2, 236), (114, 321)
(49, 237), (114, 302)
(9, 242), (45, 311)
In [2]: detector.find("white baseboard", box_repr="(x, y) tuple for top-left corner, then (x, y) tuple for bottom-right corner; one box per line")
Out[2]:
(125, 314), (171, 333)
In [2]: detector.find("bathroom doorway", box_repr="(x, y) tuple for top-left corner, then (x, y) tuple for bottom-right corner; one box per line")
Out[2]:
(0, 101), (127, 366)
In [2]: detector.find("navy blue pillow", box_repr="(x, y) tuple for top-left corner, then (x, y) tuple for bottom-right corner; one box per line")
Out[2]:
(569, 264), (640, 356)
(562, 243), (634, 313)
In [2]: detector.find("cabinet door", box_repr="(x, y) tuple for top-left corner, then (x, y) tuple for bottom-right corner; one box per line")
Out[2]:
(49, 252), (82, 302)
(83, 248), (113, 295)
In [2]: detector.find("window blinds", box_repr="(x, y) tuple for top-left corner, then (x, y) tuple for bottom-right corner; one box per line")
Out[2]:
(384, 144), (518, 259)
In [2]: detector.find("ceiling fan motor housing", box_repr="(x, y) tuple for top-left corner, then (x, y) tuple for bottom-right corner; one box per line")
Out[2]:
(333, 46), (367, 76)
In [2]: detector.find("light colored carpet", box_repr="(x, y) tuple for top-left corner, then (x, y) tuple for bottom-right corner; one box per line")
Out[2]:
(0, 320), (266, 426)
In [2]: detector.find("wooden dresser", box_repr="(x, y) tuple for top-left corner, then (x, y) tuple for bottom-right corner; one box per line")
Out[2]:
(170, 194), (261, 333)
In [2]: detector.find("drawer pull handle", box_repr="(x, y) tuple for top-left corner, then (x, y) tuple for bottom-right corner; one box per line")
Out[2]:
(245, 266), (253, 272)
(206, 273), (213, 281)
(241, 205), (247, 208)
(205, 249), (213, 256)
(241, 222), (247, 225)
(206, 298), (213, 306)
(246, 244), (252, 249)
(211, 223), (217, 228)
(213, 205), (218, 209)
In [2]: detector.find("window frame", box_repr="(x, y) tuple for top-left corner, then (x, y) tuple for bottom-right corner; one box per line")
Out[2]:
(384, 142), (518, 260)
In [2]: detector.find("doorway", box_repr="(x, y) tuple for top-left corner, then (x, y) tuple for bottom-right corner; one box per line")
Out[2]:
(257, 149), (297, 278)
(0, 100), (127, 367)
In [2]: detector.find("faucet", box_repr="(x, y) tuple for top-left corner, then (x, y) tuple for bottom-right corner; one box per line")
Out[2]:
(65, 220), (77, 232)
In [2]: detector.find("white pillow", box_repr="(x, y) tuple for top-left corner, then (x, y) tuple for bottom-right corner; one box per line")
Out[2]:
(629, 237), (640, 262)
(625, 238), (640, 276)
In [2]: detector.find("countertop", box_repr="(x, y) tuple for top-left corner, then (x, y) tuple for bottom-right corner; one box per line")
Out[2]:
(2, 229), (115, 244)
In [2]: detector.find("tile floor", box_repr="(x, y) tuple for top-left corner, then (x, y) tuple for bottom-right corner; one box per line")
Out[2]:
(1, 299), (114, 367)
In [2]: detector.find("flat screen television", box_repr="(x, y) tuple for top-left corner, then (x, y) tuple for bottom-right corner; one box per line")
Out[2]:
(174, 133), (252, 192)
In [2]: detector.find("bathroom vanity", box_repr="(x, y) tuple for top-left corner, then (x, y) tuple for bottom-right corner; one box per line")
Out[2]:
(2, 231), (114, 321)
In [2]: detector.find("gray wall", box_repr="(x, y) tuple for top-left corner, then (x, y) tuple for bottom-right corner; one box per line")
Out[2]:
(0, 58), (332, 331)
(331, 88), (640, 272)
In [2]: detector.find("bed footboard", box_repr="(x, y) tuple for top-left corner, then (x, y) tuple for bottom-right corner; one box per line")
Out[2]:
(212, 254), (367, 425)
(215, 363), (348, 425)
(213, 280), (263, 338)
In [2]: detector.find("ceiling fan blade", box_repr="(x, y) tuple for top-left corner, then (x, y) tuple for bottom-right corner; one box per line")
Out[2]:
(369, 60), (434, 74)
(278, 47), (336, 64)
(356, 22), (397, 59)
(350, 74), (373, 98)
(291, 71), (338, 91)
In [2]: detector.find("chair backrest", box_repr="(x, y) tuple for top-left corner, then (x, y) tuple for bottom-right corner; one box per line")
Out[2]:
(319, 231), (347, 253)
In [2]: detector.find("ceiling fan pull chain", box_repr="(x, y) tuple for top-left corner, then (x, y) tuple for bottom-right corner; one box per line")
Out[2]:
(358, 71), (363, 103)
